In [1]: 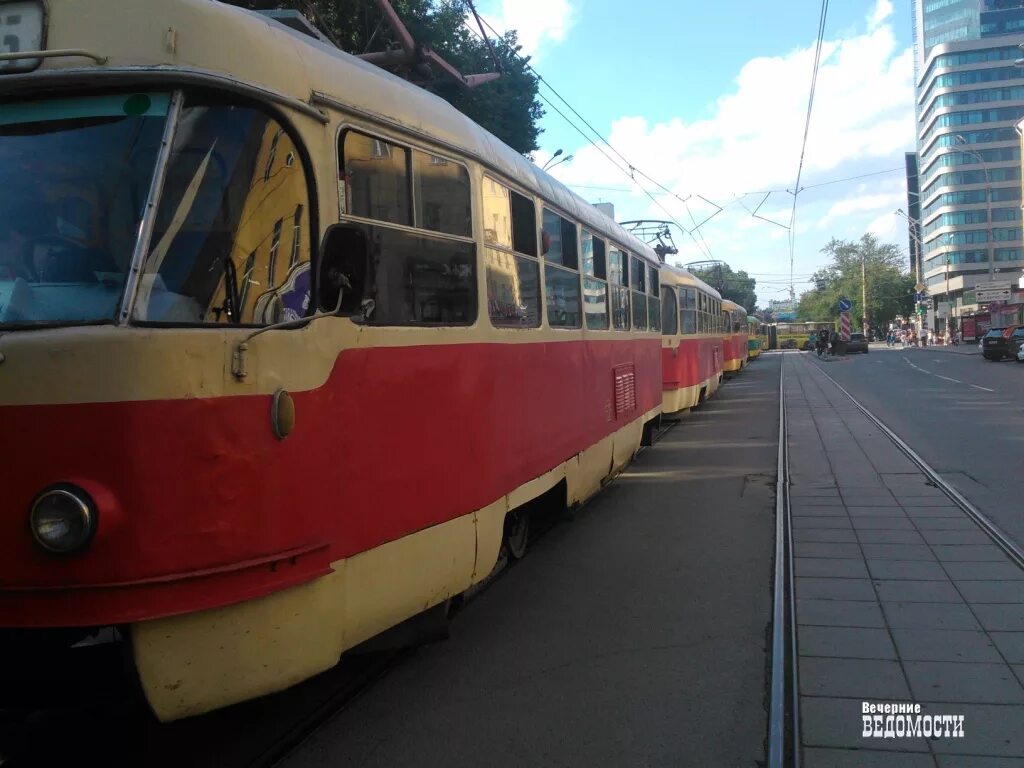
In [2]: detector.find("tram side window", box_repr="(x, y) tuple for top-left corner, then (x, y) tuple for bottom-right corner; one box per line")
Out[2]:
(679, 287), (697, 334)
(608, 246), (630, 330)
(542, 208), (581, 328)
(630, 255), (647, 330)
(134, 100), (313, 325)
(342, 132), (410, 226)
(483, 177), (540, 327)
(661, 285), (678, 335)
(334, 131), (477, 326)
(647, 263), (661, 332)
(581, 229), (609, 330)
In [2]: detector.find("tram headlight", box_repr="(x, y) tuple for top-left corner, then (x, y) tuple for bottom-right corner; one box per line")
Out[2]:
(29, 485), (97, 554)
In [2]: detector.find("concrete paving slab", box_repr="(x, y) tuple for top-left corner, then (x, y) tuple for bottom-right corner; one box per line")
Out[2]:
(929, 545), (1009, 563)
(935, 756), (1024, 768)
(905, 661), (1024, 703)
(873, 580), (964, 603)
(798, 599), (887, 628)
(799, 626), (897, 660)
(867, 560), (950, 581)
(899, 498), (961, 508)
(791, 497), (848, 508)
(804, 748), (935, 767)
(971, 604), (1024, 632)
(953, 581), (1024, 603)
(882, 602), (982, 631)
(794, 529), (859, 543)
(793, 505), (851, 517)
(890, 629), (1003, 663)
(988, 633), (1024, 663)
(798, 542), (866, 559)
(797, 558), (871, 578)
(792, 487), (842, 497)
(919, 530), (996, 546)
(851, 516), (917, 531)
(838, 486), (898, 497)
(841, 497), (902, 507)
(793, 516), (855, 530)
(943, 562), (1024, 580)
(922, 702), (1024, 757)
(913, 518), (985, 532)
(861, 543), (937, 561)
(800, 657), (911, 699)
(847, 505), (910, 517)
(855, 530), (927, 545)
(797, 578), (878, 601)
(903, 506), (968, 517)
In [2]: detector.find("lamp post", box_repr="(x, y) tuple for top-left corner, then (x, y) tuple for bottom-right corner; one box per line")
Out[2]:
(896, 208), (925, 336)
(542, 149), (564, 171)
(544, 153), (573, 172)
(955, 134), (994, 280)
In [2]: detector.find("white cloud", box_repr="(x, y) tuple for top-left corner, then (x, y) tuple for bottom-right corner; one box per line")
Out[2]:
(868, 0), (894, 31)
(478, 0), (574, 59)
(548, 7), (916, 305)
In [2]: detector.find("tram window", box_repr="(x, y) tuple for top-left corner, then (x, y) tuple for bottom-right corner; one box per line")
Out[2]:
(541, 208), (578, 269)
(582, 230), (607, 279)
(135, 101), (313, 325)
(648, 264), (659, 297)
(352, 224), (475, 325)
(413, 150), (470, 237)
(680, 287), (697, 334)
(648, 295), (661, 332)
(630, 256), (646, 292)
(511, 191), (537, 256)
(545, 263), (582, 328)
(486, 247), (540, 327)
(482, 177), (512, 248)
(661, 286), (678, 334)
(632, 290), (647, 330)
(342, 132), (410, 227)
(583, 277), (609, 330)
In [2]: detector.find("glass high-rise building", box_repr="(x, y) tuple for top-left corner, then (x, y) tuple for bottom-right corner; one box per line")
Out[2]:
(912, 0), (1024, 336)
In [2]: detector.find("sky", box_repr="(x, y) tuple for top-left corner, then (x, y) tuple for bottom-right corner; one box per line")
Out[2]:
(476, 0), (917, 308)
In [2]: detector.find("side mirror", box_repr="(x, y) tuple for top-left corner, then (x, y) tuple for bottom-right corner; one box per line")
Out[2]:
(318, 224), (368, 316)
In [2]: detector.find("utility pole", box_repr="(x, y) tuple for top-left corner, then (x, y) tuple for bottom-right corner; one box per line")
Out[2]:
(861, 254), (868, 336)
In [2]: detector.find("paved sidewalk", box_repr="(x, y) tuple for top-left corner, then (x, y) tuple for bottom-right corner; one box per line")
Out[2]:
(785, 352), (1024, 767)
(880, 343), (979, 355)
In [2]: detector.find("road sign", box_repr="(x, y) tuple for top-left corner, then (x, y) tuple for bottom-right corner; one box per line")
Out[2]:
(838, 297), (852, 312)
(976, 286), (1011, 303)
(915, 282), (926, 292)
(839, 310), (851, 341)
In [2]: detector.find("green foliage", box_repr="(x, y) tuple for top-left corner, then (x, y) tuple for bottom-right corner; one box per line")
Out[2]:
(689, 264), (758, 313)
(796, 233), (914, 329)
(219, 0), (543, 153)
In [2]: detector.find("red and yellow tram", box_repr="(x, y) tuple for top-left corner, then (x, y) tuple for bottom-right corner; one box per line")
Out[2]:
(658, 265), (724, 414)
(721, 299), (750, 375)
(0, 0), (675, 721)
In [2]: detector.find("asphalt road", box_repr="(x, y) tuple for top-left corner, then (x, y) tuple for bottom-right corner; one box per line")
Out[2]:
(284, 356), (781, 768)
(806, 344), (1024, 550)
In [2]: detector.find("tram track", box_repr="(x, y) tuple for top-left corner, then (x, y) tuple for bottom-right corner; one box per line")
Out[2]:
(768, 352), (799, 768)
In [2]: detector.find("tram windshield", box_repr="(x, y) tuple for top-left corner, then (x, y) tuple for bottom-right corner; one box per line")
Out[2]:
(0, 93), (169, 327)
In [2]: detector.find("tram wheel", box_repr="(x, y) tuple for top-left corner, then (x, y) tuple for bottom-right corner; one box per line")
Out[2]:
(504, 509), (529, 560)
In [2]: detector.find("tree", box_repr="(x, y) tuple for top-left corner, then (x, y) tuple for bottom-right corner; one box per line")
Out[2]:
(797, 233), (914, 330)
(218, 0), (543, 153)
(689, 263), (758, 313)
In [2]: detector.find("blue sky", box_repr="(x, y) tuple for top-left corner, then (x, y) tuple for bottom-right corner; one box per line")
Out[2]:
(478, 0), (917, 307)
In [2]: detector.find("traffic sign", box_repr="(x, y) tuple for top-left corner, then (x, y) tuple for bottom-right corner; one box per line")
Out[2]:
(838, 297), (852, 312)
(915, 282), (926, 292)
(839, 311), (851, 341)
(975, 281), (1011, 303)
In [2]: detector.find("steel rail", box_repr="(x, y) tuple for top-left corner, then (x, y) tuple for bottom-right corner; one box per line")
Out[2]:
(768, 352), (795, 768)
(811, 362), (1024, 571)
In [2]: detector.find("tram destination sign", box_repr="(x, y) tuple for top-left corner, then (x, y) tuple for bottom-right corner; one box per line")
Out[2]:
(975, 282), (1011, 303)
(0, 2), (45, 73)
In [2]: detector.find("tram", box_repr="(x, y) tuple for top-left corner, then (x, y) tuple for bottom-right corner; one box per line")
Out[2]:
(658, 265), (724, 414)
(721, 299), (749, 374)
(747, 316), (764, 359)
(0, 0), (677, 721)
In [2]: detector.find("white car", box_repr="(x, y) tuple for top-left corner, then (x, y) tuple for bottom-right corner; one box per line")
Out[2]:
(1018, 344), (1024, 363)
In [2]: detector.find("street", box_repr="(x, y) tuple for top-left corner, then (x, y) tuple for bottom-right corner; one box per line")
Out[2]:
(809, 344), (1024, 549)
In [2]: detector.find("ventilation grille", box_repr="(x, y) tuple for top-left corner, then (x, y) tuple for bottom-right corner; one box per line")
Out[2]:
(613, 364), (636, 419)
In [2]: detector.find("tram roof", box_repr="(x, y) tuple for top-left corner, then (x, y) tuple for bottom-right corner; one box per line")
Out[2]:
(18, 0), (659, 265)
(657, 263), (721, 300)
(722, 299), (747, 313)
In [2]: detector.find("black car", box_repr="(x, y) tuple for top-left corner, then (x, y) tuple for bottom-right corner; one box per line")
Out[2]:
(845, 332), (869, 354)
(981, 326), (1023, 360)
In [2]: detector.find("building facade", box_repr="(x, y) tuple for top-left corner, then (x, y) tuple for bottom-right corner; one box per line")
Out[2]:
(912, 0), (1024, 338)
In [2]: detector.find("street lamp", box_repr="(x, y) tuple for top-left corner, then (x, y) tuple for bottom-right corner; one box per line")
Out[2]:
(544, 153), (573, 172)
(954, 134), (994, 280)
(541, 149), (563, 171)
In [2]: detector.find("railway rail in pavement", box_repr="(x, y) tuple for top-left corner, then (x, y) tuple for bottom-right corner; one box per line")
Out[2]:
(786, 351), (1024, 766)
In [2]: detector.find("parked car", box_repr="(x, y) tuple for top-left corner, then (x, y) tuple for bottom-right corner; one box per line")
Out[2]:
(1012, 326), (1024, 361)
(981, 326), (1023, 361)
(1018, 342), (1024, 363)
(846, 332), (869, 354)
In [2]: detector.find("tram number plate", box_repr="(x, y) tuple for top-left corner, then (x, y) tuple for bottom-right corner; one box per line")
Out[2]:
(0, 2), (44, 73)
